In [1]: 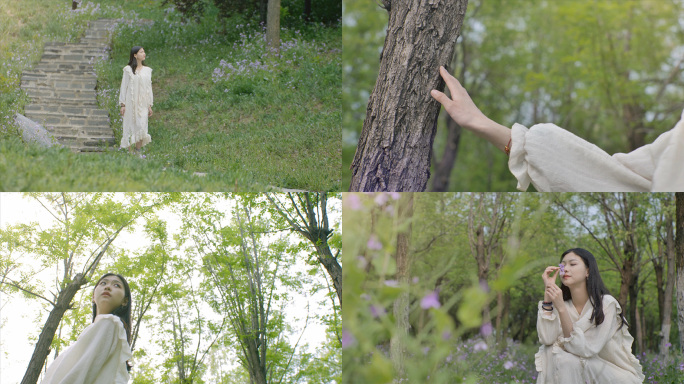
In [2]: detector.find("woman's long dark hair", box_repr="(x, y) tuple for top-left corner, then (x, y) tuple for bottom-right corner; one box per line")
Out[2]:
(93, 273), (133, 372)
(127, 46), (145, 75)
(560, 248), (627, 329)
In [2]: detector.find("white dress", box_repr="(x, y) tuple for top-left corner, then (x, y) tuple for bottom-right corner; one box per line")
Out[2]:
(41, 314), (132, 384)
(508, 109), (684, 192)
(535, 295), (644, 384)
(118, 65), (153, 149)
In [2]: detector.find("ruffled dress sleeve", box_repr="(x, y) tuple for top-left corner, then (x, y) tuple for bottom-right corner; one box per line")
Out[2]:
(536, 300), (561, 345)
(508, 123), (653, 192)
(119, 66), (131, 106)
(147, 67), (153, 107)
(41, 314), (131, 384)
(508, 108), (684, 192)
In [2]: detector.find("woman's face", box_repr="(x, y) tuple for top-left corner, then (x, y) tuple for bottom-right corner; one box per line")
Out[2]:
(560, 252), (589, 287)
(93, 276), (128, 315)
(134, 48), (146, 61)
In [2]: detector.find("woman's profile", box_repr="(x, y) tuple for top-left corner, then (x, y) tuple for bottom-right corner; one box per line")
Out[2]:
(536, 248), (643, 383)
(119, 46), (154, 156)
(41, 273), (133, 384)
(431, 67), (684, 192)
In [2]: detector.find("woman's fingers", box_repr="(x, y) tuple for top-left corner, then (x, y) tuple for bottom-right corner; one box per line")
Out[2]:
(439, 66), (462, 92)
(430, 89), (451, 106)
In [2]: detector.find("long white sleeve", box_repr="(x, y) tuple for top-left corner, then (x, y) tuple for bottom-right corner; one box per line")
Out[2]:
(118, 66), (130, 106)
(147, 67), (153, 107)
(41, 315), (131, 384)
(536, 301), (561, 345)
(508, 108), (684, 192)
(560, 298), (620, 358)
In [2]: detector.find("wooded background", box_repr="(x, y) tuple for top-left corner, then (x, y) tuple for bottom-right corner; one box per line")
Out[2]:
(343, 0), (684, 191)
(0, 192), (341, 384)
(342, 192), (684, 383)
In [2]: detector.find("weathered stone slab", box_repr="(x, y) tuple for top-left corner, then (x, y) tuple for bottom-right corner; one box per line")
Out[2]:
(14, 114), (62, 148)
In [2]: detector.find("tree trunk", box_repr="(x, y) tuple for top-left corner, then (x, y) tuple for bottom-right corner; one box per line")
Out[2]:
(303, 0), (311, 21)
(349, 0), (469, 192)
(430, 116), (462, 191)
(390, 192), (414, 379)
(266, 0), (281, 54)
(660, 212), (676, 358)
(675, 192), (684, 354)
(21, 274), (87, 384)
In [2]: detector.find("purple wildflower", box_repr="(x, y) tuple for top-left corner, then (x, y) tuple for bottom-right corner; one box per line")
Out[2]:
(420, 290), (441, 309)
(341, 329), (355, 349)
(367, 235), (382, 250)
(559, 264), (565, 276)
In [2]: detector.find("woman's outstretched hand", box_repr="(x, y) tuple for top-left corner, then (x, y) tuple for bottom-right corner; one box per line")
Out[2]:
(430, 66), (512, 153)
(430, 66), (487, 130)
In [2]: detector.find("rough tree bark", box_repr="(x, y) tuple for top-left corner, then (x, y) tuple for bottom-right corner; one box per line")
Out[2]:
(349, 0), (469, 192)
(675, 192), (684, 354)
(390, 192), (414, 378)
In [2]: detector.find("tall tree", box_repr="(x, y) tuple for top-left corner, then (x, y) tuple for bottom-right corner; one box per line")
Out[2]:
(265, 193), (342, 308)
(467, 193), (510, 344)
(676, 192), (684, 354)
(183, 195), (304, 384)
(0, 193), (167, 384)
(349, 0), (469, 192)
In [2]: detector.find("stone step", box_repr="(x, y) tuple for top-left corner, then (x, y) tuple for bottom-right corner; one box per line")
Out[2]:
(22, 71), (97, 81)
(22, 76), (96, 90)
(25, 112), (110, 127)
(35, 61), (95, 71)
(23, 86), (97, 100)
(40, 53), (108, 63)
(24, 95), (98, 107)
(44, 42), (109, 52)
(24, 104), (108, 117)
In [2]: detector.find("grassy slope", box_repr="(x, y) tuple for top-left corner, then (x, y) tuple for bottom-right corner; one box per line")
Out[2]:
(0, 0), (340, 191)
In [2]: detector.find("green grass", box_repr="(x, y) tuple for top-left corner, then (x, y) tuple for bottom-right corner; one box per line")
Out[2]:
(0, 0), (340, 191)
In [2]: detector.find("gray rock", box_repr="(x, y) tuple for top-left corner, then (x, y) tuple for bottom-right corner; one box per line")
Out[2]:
(14, 113), (62, 148)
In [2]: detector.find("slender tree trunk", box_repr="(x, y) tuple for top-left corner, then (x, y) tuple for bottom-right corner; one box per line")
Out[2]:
(390, 192), (414, 379)
(430, 117), (462, 191)
(21, 274), (87, 384)
(303, 0), (311, 21)
(660, 213), (676, 358)
(675, 193), (684, 354)
(349, 0), (469, 192)
(267, 0), (281, 54)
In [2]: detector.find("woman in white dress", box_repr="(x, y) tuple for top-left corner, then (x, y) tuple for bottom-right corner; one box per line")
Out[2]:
(119, 46), (153, 155)
(431, 67), (684, 191)
(41, 273), (133, 384)
(536, 248), (644, 384)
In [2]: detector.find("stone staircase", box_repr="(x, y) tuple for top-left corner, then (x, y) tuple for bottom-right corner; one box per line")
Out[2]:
(20, 18), (119, 152)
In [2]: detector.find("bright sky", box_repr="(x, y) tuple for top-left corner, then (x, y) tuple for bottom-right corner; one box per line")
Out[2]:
(0, 193), (339, 384)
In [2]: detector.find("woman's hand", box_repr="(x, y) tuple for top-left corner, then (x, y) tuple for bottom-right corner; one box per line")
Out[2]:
(430, 66), (512, 153)
(148, 107), (153, 117)
(545, 282), (564, 309)
(120, 106), (125, 116)
(542, 266), (560, 303)
(542, 266), (560, 287)
(430, 66), (488, 130)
